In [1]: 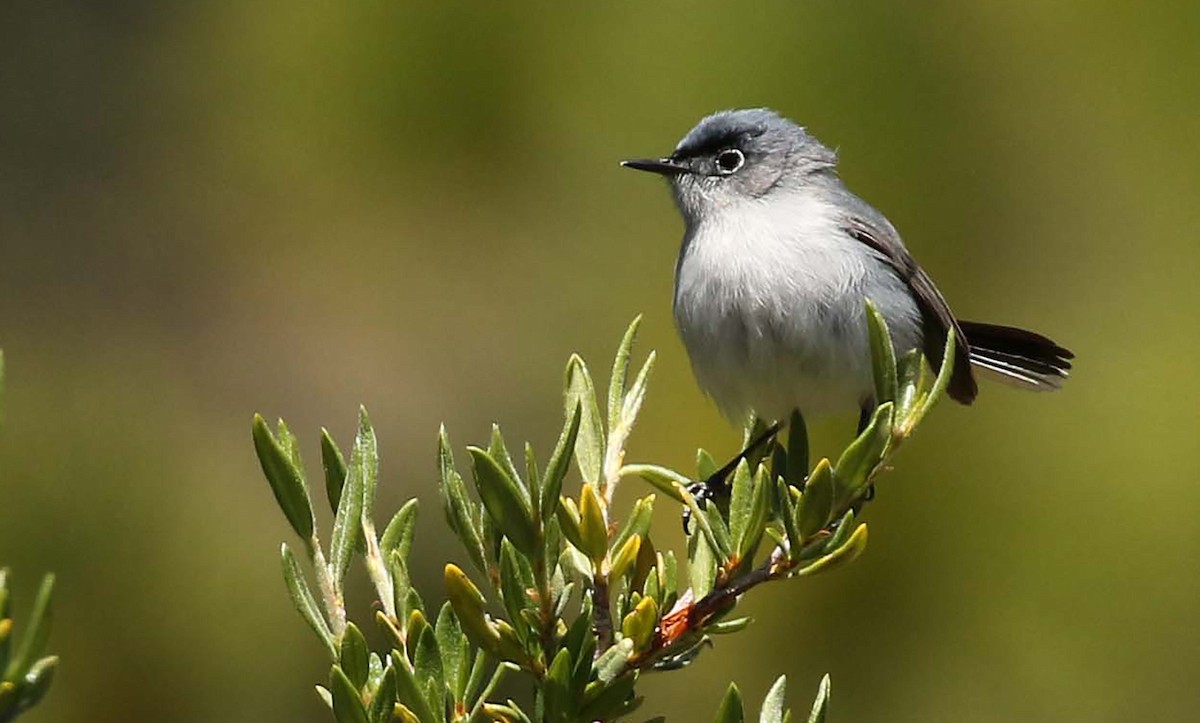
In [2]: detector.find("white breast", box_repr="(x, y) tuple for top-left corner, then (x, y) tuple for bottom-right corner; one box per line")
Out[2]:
(673, 193), (921, 423)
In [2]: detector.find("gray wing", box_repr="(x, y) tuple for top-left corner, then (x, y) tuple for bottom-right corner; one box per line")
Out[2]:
(835, 197), (978, 405)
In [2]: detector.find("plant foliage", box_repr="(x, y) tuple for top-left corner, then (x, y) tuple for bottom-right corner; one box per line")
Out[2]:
(254, 302), (956, 721)
(0, 350), (60, 723)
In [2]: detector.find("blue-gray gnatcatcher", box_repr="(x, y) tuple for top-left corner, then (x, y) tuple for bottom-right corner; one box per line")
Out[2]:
(623, 108), (1072, 431)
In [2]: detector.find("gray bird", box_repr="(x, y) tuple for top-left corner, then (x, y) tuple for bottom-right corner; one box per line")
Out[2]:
(623, 108), (1072, 431)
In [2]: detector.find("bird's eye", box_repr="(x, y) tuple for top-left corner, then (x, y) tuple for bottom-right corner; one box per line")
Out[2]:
(715, 148), (745, 174)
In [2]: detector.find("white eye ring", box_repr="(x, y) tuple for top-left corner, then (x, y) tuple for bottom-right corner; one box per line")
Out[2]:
(715, 148), (745, 174)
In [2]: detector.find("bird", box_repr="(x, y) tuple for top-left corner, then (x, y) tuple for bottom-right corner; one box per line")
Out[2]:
(622, 108), (1073, 435)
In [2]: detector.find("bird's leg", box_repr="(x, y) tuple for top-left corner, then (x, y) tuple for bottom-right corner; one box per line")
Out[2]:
(682, 421), (784, 533)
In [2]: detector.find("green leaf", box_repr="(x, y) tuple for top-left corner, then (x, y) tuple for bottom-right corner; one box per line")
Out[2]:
(609, 534), (641, 583)
(578, 671), (639, 722)
(608, 315), (643, 434)
(281, 544), (336, 657)
(498, 541), (532, 642)
(923, 326), (958, 418)
(437, 428), (486, 573)
(696, 449), (718, 481)
(739, 467), (772, 561)
(728, 460), (755, 557)
(488, 425), (527, 505)
(353, 407), (380, 530)
(339, 623), (369, 690)
(617, 350), (656, 439)
(760, 675), (787, 723)
(688, 532), (718, 600)
(556, 497), (586, 554)
(444, 565), (500, 653)
(18, 655), (57, 711)
(612, 494), (654, 554)
(577, 484), (609, 564)
(806, 675), (830, 723)
(320, 428), (348, 513)
(798, 524), (869, 577)
(865, 298), (898, 404)
(433, 603), (466, 701)
(785, 410), (809, 489)
(412, 625), (445, 713)
(565, 354), (605, 486)
(620, 464), (687, 503)
(621, 596), (659, 652)
(3, 573), (53, 682)
(832, 403), (893, 507)
(894, 349), (925, 426)
(542, 403), (581, 521)
(706, 616), (753, 635)
(368, 666), (397, 723)
(380, 499), (419, 564)
(392, 651), (440, 723)
(593, 637), (634, 684)
(682, 488), (727, 564)
(544, 648), (573, 723)
(252, 414), (315, 539)
(330, 665), (370, 723)
(823, 510), (856, 552)
(467, 447), (539, 556)
(330, 417), (368, 588)
(470, 661), (518, 721)
(794, 459), (834, 542)
(713, 682), (745, 723)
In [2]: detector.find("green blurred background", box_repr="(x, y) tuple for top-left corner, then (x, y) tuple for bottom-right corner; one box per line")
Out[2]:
(2, 1), (1198, 720)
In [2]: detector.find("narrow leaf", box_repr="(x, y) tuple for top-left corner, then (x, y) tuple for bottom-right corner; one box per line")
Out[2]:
(329, 665), (370, 723)
(620, 464), (687, 503)
(784, 410), (809, 488)
(467, 447), (539, 556)
(833, 402), (893, 506)
(542, 403), (582, 521)
(919, 326), (958, 421)
(794, 459), (834, 541)
(434, 602), (466, 701)
(760, 675), (787, 723)
(353, 407), (380, 530)
(577, 484), (609, 564)
(618, 350), (656, 435)
(18, 655), (57, 710)
(565, 354), (604, 485)
(806, 675), (831, 723)
(330, 421), (367, 587)
(865, 299), (898, 404)
(713, 683), (745, 723)
(620, 596), (659, 652)
(798, 524), (869, 576)
(3, 573), (53, 681)
(368, 666), (397, 723)
(281, 544), (336, 657)
(252, 414), (315, 539)
(593, 637), (634, 684)
(321, 428), (348, 513)
(392, 652), (439, 723)
(444, 565), (499, 653)
(728, 460), (755, 556)
(487, 425), (527, 505)
(380, 499), (419, 564)
(608, 315), (643, 433)
(339, 622), (369, 690)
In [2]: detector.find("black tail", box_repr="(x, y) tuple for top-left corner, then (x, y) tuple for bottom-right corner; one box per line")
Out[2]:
(959, 321), (1074, 392)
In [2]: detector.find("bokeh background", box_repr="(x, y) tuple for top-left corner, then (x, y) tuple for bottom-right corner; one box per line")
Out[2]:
(2, 1), (1198, 721)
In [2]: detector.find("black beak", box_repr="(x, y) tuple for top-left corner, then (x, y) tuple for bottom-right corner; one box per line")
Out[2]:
(620, 157), (689, 176)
